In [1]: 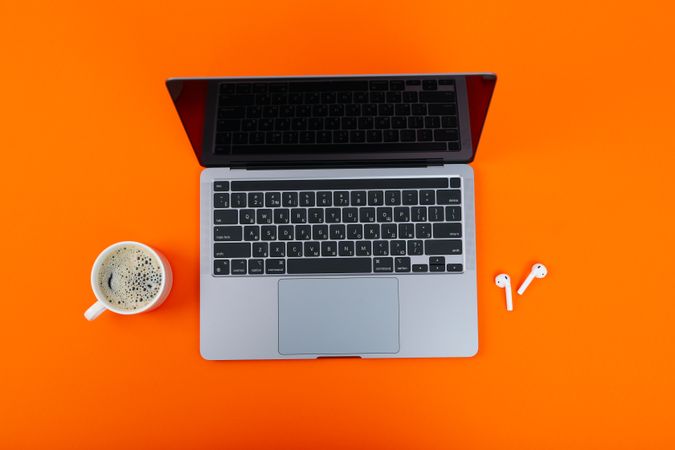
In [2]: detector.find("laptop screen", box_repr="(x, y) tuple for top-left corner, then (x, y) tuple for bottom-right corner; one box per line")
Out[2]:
(166, 74), (495, 167)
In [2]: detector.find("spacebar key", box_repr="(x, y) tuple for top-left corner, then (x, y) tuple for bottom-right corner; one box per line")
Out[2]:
(287, 258), (372, 274)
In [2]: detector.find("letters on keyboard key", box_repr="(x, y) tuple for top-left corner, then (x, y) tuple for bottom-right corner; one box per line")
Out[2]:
(214, 243), (251, 258)
(424, 239), (462, 255)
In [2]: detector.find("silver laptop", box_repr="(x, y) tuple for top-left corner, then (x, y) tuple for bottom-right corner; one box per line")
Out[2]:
(166, 73), (496, 360)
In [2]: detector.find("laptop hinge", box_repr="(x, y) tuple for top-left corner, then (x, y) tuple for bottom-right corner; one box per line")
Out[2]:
(225, 160), (446, 170)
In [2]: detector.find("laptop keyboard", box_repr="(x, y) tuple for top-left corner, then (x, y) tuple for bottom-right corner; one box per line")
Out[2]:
(212, 177), (464, 276)
(214, 78), (460, 154)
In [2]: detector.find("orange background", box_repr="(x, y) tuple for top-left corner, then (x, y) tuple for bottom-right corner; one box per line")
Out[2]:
(1, 0), (674, 448)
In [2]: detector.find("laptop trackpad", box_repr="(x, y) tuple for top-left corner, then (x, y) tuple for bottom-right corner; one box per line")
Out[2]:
(278, 278), (400, 355)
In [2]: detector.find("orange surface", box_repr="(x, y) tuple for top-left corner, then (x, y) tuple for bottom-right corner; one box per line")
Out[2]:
(1, 0), (674, 448)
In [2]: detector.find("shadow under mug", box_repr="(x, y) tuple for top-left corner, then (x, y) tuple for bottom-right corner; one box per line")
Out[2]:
(85, 241), (173, 321)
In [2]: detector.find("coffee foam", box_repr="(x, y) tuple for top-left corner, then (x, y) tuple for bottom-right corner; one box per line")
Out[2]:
(96, 245), (163, 311)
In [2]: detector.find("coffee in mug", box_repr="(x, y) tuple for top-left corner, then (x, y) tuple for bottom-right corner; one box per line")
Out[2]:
(86, 241), (172, 320)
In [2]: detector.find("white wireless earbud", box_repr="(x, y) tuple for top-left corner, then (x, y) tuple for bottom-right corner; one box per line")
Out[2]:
(495, 274), (513, 311)
(517, 263), (548, 295)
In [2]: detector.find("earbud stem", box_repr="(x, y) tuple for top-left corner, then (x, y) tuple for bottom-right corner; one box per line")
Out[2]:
(517, 272), (535, 295)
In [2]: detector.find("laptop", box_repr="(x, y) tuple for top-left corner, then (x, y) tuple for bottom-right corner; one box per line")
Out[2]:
(166, 73), (496, 360)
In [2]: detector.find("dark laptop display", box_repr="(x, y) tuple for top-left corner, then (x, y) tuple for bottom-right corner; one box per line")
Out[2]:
(166, 74), (495, 168)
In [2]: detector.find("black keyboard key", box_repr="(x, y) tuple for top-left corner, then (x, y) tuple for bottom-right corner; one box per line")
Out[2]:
(290, 208), (307, 223)
(402, 190), (418, 205)
(248, 192), (264, 207)
(265, 259), (286, 275)
(373, 241), (389, 256)
(416, 223), (431, 238)
(287, 242), (303, 257)
(299, 192), (314, 207)
(214, 209), (237, 225)
(442, 116), (458, 128)
(334, 130), (348, 143)
(378, 104), (394, 116)
(308, 208), (324, 223)
(390, 240), (406, 256)
(422, 80), (438, 90)
(329, 224), (346, 240)
(373, 257), (393, 273)
(231, 259), (247, 275)
(450, 177), (461, 188)
(248, 259), (264, 275)
(434, 129), (459, 141)
(412, 264), (428, 273)
(395, 257), (411, 272)
(214, 181), (229, 191)
(343, 207), (358, 223)
(406, 79), (421, 86)
(358, 117), (374, 129)
(437, 190), (461, 204)
(383, 130), (398, 142)
(218, 106), (244, 118)
(333, 191), (349, 206)
(317, 191), (332, 206)
(407, 240), (423, 255)
(399, 223), (414, 239)
(446, 206), (462, 221)
(425, 117), (440, 129)
(299, 131), (315, 143)
(217, 120), (241, 132)
(394, 207), (410, 222)
(214, 260), (229, 275)
(214, 226), (242, 241)
(342, 117), (357, 129)
(428, 104), (456, 116)
(411, 104), (426, 115)
(278, 225), (294, 240)
(351, 191), (367, 206)
(420, 190), (435, 205)
(265, 192), (281, 207)
(428, 206), (444, 222)
(233, 132), (248, 144)
(270, 242), (285, 257)
(433, 223), (462, 238)
(214, 243), (251, 258)
(366, 130), (382, 142)
(304, 241), (320, 257)
(447, 263), (463, 272)
(385, 191), (401, 205)
(387, 91), (402, 103)
(390, 80), (404, 90)
(261, 225), (276, 241)
(244, 226), (260, 241)
(339, 241), (355, 256)
(312, 225), (328, 240)
(425, 239), (462, 255)
(239, 209), (255, 224)
(231, 193), (246, 208)
(402, 91), (417, 103)
(430, 264), (445, 272)
(368, 191), (384, 206)
(347, 224), (363, 239)
(321, 241), (338, 256)
(381, 223), (397, 239)
(419, 91), (454, 103)
(377, 207), (393, 222)
(370, 80), (388, 90)
(296, 225), (312, 240)
(252, 242), (268, 257)
(287, 257), (372, 274)
(375, 116), (390, 129)
(283, 131), (298, 144)
(430, 256), (445, 265)
(317, 130), (332, 143)
(360, 207), (376, 222)
(392, 117), (407, 129)
(417, 129), (433, 142)
(350, 130), (365, 143)
(274, 208), (290, 224)
(257, 209), (273, 224)
(411, 207), (427, 222)
(364, 223), (380, 239)
(355, 241), (372, 256)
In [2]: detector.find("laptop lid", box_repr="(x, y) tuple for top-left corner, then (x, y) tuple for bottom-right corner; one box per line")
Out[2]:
(166, 73), (496, 168)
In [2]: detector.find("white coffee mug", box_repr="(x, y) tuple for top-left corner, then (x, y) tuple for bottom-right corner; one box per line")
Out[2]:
(85, 241), (173, 321)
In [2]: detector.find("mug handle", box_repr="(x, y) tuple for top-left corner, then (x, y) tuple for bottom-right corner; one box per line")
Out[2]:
(84, 301), (107, 321)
